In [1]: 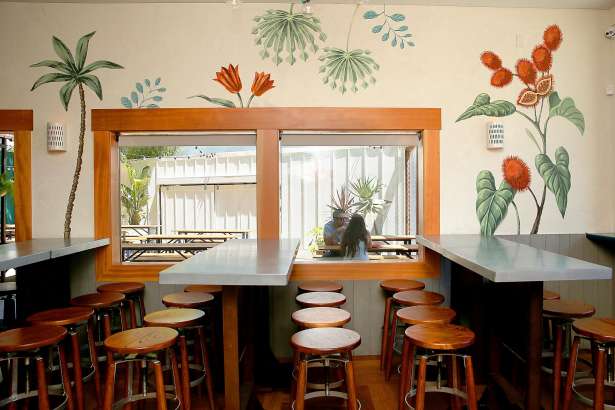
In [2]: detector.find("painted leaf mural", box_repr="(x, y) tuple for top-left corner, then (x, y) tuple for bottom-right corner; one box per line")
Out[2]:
(548, 92), (585, 135)
(535, 147), (571, 217)
(456, 24), (584, 235)
(319, 48), (379, 93)
(30, 31), (123, 239)
(456, 93), (516, 122)
(319, 5), (379, 94)
(121, 77), (166, 108)
(476, 170), (515, 236)
(252, 4), (327, 66)
(363, 8), (414, 49)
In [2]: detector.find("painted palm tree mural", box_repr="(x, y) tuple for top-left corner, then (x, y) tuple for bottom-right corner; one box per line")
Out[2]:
(456, 25), (585, 235)
(31, 31), (123, 239)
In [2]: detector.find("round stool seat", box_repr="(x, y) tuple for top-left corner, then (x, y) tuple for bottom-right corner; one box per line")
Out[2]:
(144, 308), (204, 328)
(184, 285), (223, 294)
(104, 327), (178, 355)
(0, 325), (67, 352)
(292, 308), (351, 328)
(97, 282), (145, 295)
(296, 291), (346, 308)
(298, 281), (343, 293)
(162, 292), (214, 308)
(396, 306), (456, 326)
(71, 292), (125, 309)
(543, 299), (595, 319)
(405, 324), (474, 351)
(291, 328), (361, 355)
(27, 307), (94, 327)
(380, 280), (425, 293)
(393, 290), (444, 307)
(543, 290), (560, 300)
(572, 318), (615, 343)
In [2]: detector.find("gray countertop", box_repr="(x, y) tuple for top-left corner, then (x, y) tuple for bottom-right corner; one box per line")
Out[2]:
(417, 234), (612, 283)
(0, 238), (110, 270)
(159, 239), (301, 286)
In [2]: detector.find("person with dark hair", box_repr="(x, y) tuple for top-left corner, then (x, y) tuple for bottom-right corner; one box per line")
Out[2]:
(341, 214), (372, 260)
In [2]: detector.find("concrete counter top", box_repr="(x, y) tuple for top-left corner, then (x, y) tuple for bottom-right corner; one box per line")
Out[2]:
(160, 239), (301, 286)
(0, 237), (110, 271)
(417, 234), (612, 283)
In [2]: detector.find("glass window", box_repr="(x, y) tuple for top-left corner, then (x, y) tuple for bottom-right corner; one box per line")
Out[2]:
(280, 132), (419, 262)
(118, 133), (256, 263)
(0, 134), (14, 244)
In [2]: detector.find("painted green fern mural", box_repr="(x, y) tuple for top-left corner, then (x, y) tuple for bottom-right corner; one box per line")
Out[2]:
(252, 4), (327, 66)
(319, 5), (379, 94)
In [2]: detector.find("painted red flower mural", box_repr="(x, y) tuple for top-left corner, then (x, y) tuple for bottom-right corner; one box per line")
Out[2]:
(190, 64), (275, 108)
(457, 25), (585, 235)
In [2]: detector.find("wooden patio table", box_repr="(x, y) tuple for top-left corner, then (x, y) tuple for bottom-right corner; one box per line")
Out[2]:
(144, 234), (241, 243)
(159, 239), (300, 410)
(177, 229), (251, 239)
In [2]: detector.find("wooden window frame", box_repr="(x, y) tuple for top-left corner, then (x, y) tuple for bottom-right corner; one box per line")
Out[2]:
(0, 110), (33, 241)
(92, 107), (440, 282)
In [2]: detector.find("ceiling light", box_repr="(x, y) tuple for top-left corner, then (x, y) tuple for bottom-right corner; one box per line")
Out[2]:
(301, 0), (312, 14)
(227, 0), (241, 9)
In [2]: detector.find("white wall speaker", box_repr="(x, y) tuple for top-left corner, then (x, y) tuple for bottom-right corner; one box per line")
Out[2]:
(47, 122), (67, 152)
(487, 122), (504, 150)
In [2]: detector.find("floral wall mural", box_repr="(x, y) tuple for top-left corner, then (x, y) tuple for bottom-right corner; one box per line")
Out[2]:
(456, 25), (585, 236)
(30, 31), (123, 238)
(252, 5), (327, 66)
(363, 7), (414, 49)
(251, 4), (415, 95)
(121, 77), (166, 108)
(190, 64), (275, 107)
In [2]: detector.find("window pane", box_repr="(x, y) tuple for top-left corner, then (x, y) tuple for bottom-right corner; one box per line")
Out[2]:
(280, 136), (418, 262)
(119, 143), (256, 263)
(0, 134), (15, 243)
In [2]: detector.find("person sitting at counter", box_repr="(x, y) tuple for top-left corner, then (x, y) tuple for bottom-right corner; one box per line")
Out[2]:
(324, 210), (349, 246)
(341, 214), (372, 260)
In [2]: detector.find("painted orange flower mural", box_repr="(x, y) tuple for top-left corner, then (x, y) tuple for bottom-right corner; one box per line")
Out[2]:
(190, 64), (275, 108)
(457, 25), (585, 235)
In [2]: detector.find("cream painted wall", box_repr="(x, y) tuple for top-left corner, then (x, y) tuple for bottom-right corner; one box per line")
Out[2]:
(0, 2), (613, 237)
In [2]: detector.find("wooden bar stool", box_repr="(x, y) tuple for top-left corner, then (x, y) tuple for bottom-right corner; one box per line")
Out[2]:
(380, 280), (426, 371)
(144, 308), (216, 410)
(544, 290), (561, 300)
(291, 308), (352, 398)
(103, 327), (183, 410)
(0, 325), (74, 410)
(296, 291), (346, 308)
(292, 307), (351, 329)
(385, 291), (445, 380)
(27, 307), (101, 410)
(563, 317), (615, 410)
(399, 324), (477, 410)
(70, 292), (126, 362)
(163, 292), (214, 308)
(291, 327), (361, 410)
(97, 282), (146, 328)
(184, 285), (223, 295)
(543, 299), (595, 410)
(297, 281), (343, 293)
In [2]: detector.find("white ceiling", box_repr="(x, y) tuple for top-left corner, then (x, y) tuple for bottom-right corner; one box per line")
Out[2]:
(1, 0), (615, 7)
